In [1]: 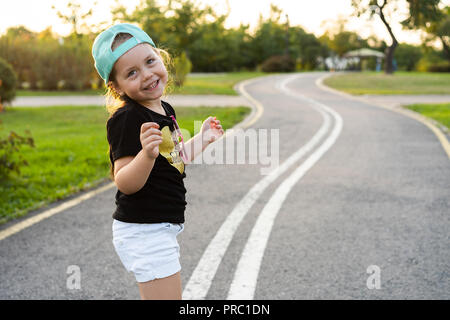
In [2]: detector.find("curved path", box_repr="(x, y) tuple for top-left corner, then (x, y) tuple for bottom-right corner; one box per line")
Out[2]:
(0, 72), (449, 299)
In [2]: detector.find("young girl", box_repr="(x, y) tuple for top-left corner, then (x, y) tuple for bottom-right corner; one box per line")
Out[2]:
(92, 23), (224, 300)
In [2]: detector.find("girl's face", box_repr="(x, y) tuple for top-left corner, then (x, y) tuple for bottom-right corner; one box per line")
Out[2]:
(111, 43), (168, 108)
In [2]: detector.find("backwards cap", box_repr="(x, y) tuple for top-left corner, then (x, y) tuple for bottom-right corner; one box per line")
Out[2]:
(92, 23), (156, 83)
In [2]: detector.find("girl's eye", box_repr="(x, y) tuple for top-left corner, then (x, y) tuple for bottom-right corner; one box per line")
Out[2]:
(147, 58), (154, 64)
(127, 70), (136, 78)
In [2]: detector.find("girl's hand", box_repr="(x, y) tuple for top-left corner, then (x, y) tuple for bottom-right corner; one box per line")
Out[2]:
(201, 116), (224, 144)
(140, 122), (163, 159)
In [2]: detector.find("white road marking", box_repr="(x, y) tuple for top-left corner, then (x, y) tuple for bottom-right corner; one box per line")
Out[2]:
(227, 75), (343, 299)
(182, 74), (334, 300)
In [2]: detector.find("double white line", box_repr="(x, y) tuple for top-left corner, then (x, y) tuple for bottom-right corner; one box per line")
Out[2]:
(183, 74), (343, 300)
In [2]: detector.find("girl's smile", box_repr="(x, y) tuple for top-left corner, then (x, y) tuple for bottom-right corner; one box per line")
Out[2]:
(143, 79), (160, 91)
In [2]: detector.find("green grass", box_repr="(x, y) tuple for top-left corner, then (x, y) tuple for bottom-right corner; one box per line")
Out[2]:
(170, 72), (268, 95)
(16, 72), (268, 97)
(175, 106), (251, 135)
(405, 103), (450, 130)
(0, 104), (250, 225)
(323, 72), (450, 95)
(17, 89), (105, 96)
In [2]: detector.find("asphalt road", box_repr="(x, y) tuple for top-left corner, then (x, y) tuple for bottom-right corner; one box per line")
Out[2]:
(0, 72), (449, 299)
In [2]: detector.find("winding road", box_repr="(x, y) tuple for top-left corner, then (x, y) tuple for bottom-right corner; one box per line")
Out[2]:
(1, 72), (449, 299)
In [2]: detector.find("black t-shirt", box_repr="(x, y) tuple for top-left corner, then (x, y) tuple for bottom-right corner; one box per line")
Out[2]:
(106, 96), (187, 223)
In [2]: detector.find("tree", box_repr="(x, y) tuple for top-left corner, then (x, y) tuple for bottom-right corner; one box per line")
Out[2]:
(111, 0), (221, 57)
(352, 0), (400, 74)
(292, 27), (329, 70)
(319, 17), (369, 57)
(320, 30), (369, 57)
(433, 6), (450, 61)
(109, 0), (326, 72)
(51, 1), (96, 37)
(394, 43), (423, 70)
(352, 0), (443, 74)
(0, 57), (17, 110)
(402, 4), (449, 61)
(250, 7), (288, 66)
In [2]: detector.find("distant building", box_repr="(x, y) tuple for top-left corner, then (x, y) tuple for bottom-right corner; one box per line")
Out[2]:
(325, 48), (385, 71)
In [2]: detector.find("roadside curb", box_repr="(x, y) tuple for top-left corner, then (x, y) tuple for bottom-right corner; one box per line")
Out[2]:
(316, 73), (450, 160)
(232, 76), (268, 129)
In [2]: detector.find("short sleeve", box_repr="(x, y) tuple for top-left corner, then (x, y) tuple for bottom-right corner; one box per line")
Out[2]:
(107, 109), (144, 163)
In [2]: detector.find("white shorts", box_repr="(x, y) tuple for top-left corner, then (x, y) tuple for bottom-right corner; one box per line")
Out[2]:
(112, 219), (184, 283)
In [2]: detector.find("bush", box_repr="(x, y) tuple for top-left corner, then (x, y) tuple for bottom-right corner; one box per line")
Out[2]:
(0, 56), (17, 105)
(427, 61), (450, 73)
(261, 55), (295, 72)
(0, 28), (97, 92)
(173, 51), (192, 87)
(0, 127), (35, 180)
(394, 44), (422, 71)
(416, 51), (449, 72)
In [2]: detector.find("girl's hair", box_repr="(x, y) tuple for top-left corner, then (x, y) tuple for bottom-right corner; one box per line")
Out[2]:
(105, 32), (174, 180)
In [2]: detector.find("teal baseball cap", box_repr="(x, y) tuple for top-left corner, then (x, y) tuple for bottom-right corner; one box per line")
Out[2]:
(92, 23), (156, 83)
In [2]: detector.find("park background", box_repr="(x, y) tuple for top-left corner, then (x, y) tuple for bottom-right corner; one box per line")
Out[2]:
(0, 0), (449, 224)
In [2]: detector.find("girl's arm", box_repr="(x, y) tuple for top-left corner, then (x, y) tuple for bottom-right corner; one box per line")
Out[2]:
(184, 116), (224, 163)
(114, 122), (163, 195)
(183, 132), (209, 163)
(114, 150), (156, 195)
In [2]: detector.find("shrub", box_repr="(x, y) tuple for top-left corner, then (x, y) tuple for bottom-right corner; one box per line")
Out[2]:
(416, 51), (449, 72)
(0, 56), (17, 105)
(0, 127), (35, 180)
(261, 55), (295, 72)
(0, 28), (97, 92)
(427, 61), (450, 73)
(394, 44), (422, 71)
(173, 51), (192, 87)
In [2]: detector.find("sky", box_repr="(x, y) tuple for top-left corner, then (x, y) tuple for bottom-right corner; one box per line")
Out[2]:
(1, 0), (449, 45)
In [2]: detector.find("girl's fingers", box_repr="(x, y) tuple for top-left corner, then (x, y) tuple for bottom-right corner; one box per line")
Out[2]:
(143, 135), (163, 146)
(148, 140), (162, 149)
(141, 122), (159, 133)
(141, 128), (162, 139)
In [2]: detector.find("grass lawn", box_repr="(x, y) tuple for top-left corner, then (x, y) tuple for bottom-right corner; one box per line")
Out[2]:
(16, 89), (105, 96)
(170, 72), (268, 95)
(323, 72), (450, 95)
(404, 103), (450, 131)
(16, 72), (268, 97)
(0, 104), (250, 225)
